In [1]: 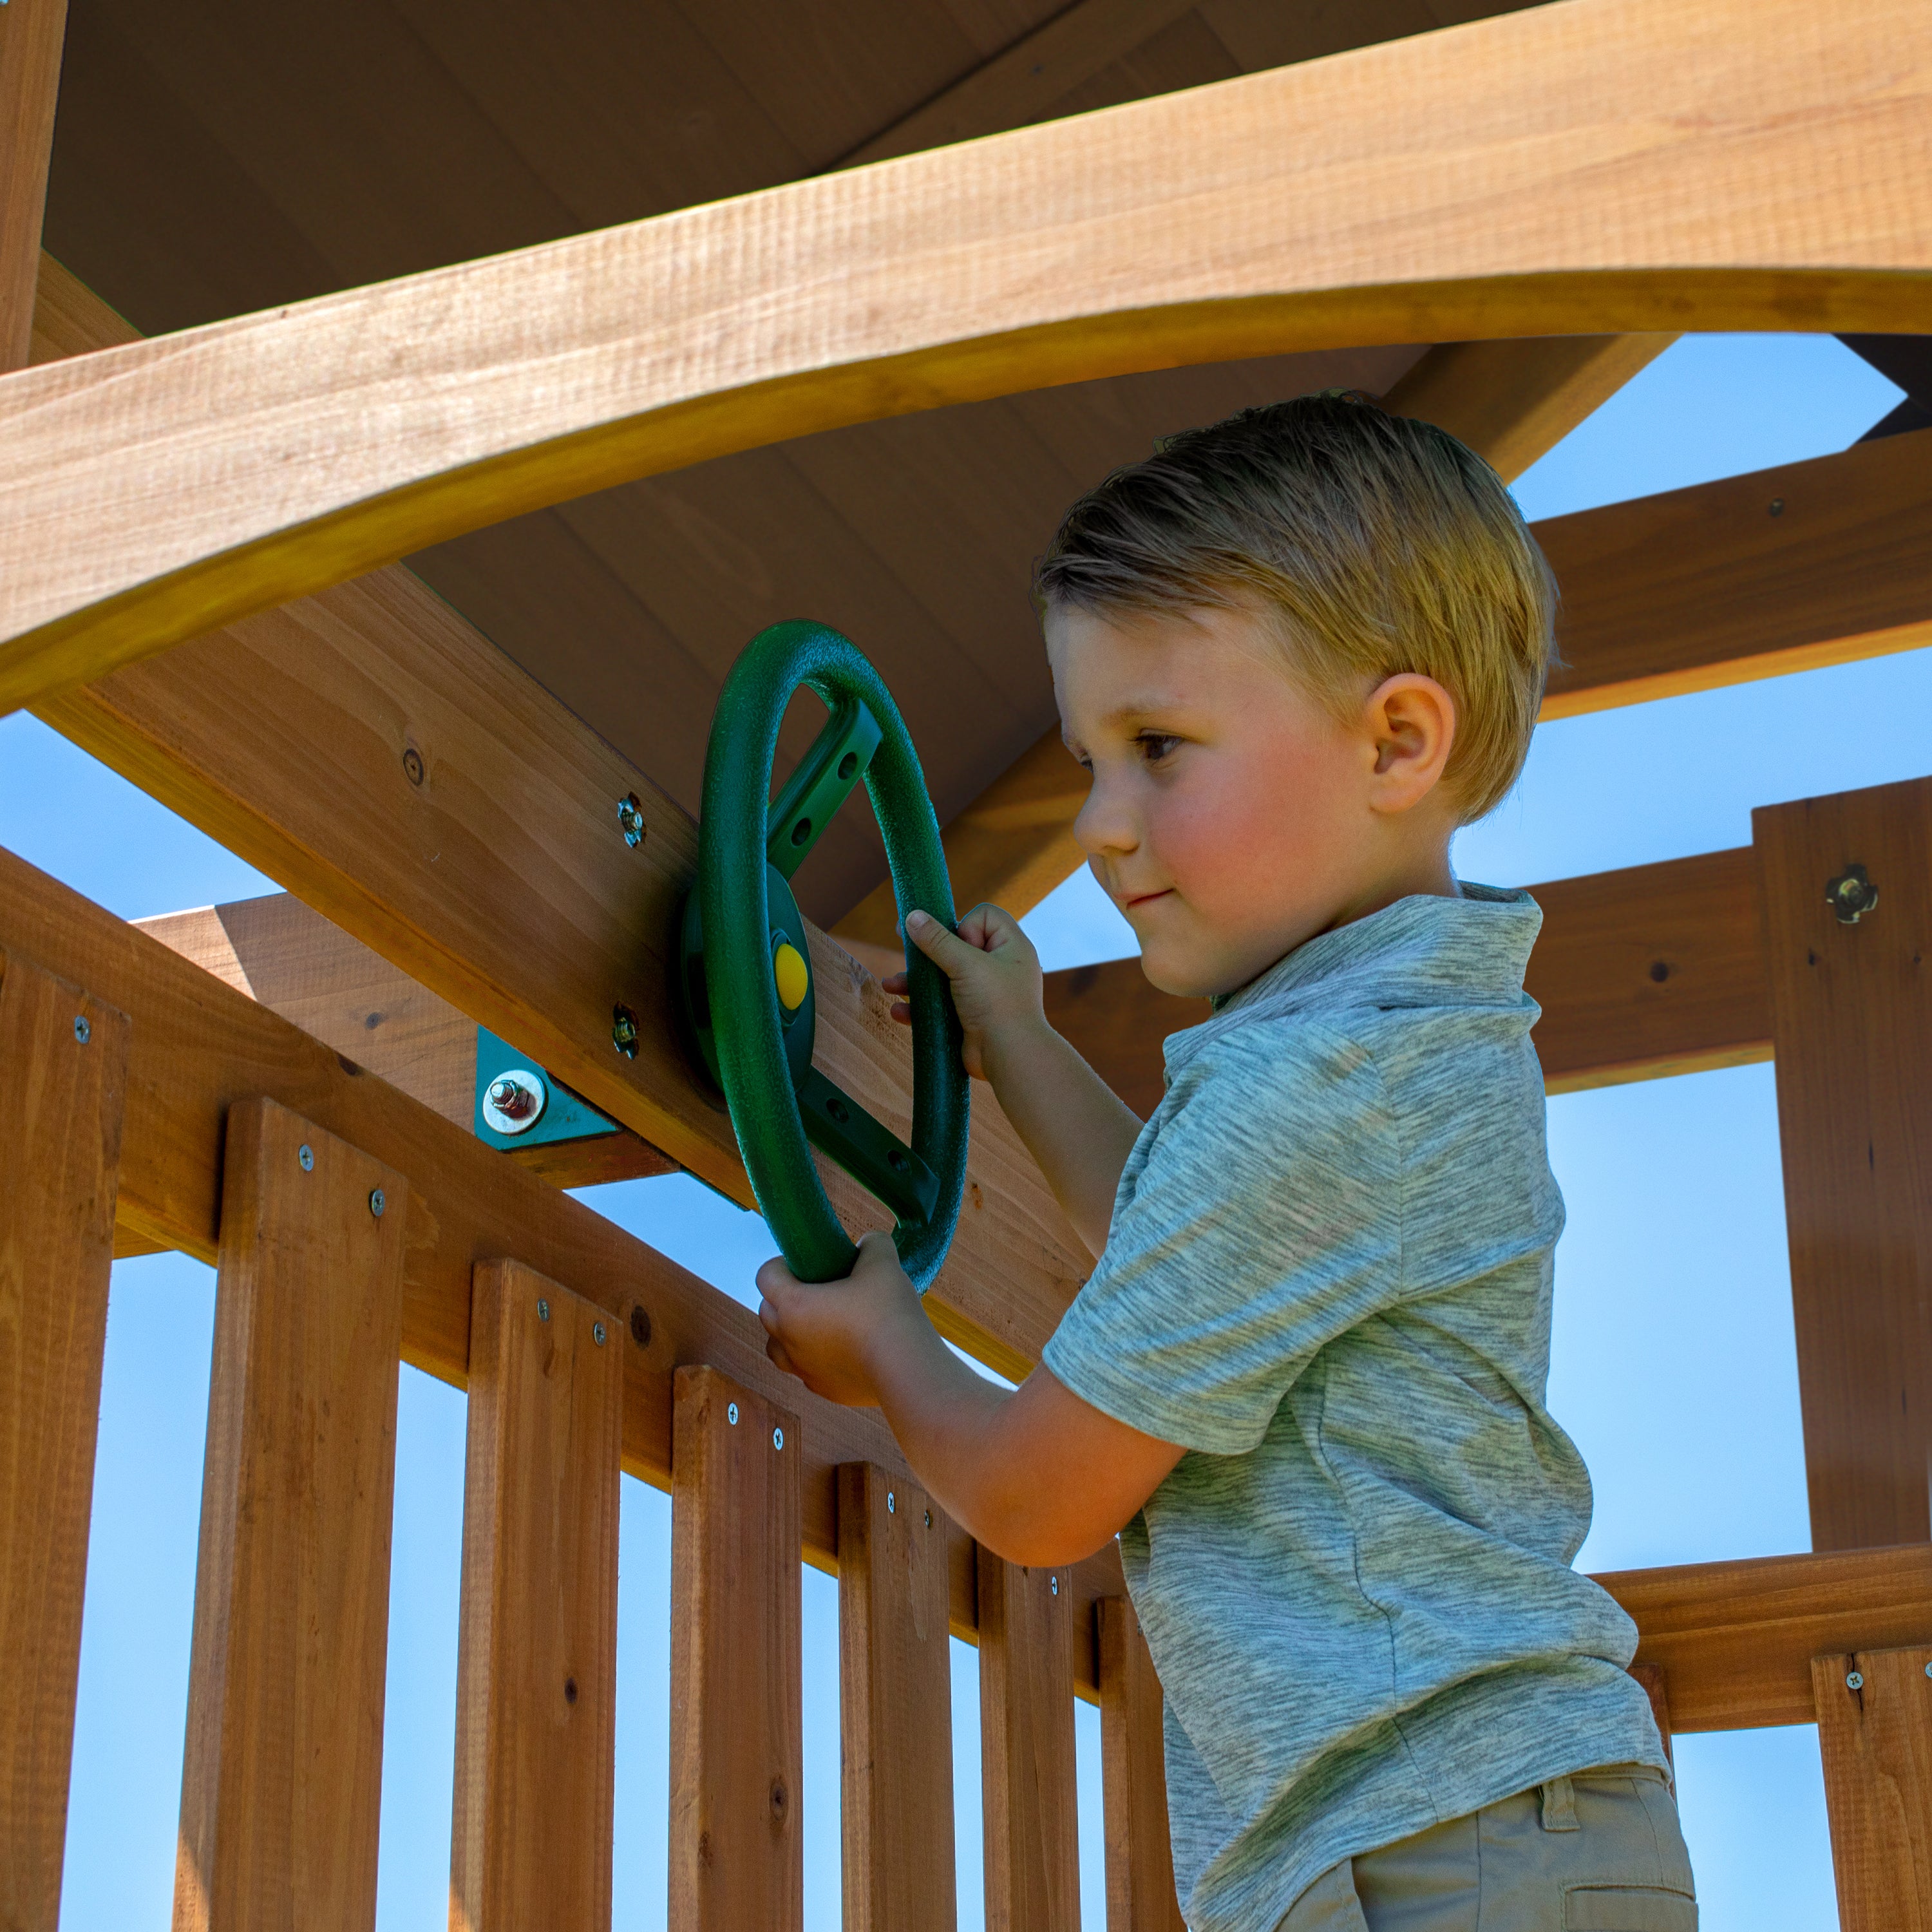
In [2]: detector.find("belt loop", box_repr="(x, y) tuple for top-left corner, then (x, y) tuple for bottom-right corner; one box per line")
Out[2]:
(1539, 1775), (1578, 1832)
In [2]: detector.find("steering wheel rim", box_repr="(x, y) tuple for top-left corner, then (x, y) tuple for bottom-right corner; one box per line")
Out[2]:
(695, 620), (969, 1287)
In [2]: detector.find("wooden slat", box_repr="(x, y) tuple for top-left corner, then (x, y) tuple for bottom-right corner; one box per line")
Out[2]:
(0, 840), (1125, 1690)
(0, 0), (66, 372)
(1099, 1596), (1186, 1932)
(670, 1366), (802, 1932)
(4, 0), (1928, 714)
(28, 260), (1089, 1386)
(1542, 428), (1932, 719)
(1627, 1662), (1674, 1767)
(837, 1462), (957, 1932)
(1602, 1544), (1932, 1734)
(175, 1098), (408, 1932)
(978, 1549), (1081, 1932)
(1813, 1644), (1932, 1932)
(451, 1260), (621, 1932)
(1755, 777), (1932, 1549)
(0, 952), (126, 1932)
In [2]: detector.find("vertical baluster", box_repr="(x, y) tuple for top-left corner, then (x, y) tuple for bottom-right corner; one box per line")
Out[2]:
(1813, 1647), (1932, 1931)
(1098, 1597), (1184, 1931)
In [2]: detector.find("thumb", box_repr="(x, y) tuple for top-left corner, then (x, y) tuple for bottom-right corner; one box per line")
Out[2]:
(904, 909), (974, 977)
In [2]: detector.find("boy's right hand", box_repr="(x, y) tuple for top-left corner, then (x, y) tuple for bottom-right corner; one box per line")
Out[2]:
(884, 904), (1044, 1082)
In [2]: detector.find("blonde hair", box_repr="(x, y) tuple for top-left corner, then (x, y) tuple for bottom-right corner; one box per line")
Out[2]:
(1033, 393), (1557, 821)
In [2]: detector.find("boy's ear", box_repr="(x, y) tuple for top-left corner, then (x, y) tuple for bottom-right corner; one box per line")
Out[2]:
(1363, 673), (1456, 813)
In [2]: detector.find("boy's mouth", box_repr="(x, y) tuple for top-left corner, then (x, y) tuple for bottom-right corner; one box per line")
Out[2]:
(1122, 888), (1173, 911)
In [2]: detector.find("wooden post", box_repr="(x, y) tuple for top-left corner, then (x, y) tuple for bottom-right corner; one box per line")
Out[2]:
(837, 1463), (956, 1931)
(1812, 1645), (1932, 1931)
(1098, 1597), (1185, 1932)
(0, 953), (128, 1931)
(978, 1548), (1080, 1932)
(450, 1260), (622, 1932)
(1754, 778), (1932, 1548)
(669, 1365), (802, 1932)
(1627, 1662), (1674, 1767)
(0, 0), (67, 371)
(173, 1098), (408, 1932)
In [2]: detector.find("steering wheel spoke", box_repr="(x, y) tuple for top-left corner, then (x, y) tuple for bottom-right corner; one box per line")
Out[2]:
(799, 1068), (940, 1227)
(766, 696), (883, 878)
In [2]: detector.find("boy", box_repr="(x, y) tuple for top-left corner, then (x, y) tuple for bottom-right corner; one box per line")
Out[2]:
(757, 395), (1695, 1930)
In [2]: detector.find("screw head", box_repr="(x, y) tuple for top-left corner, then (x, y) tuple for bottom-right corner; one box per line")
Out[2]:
(401, 745), (426, 786)
(772, 1426), (784, 1451)
(298, 1144), (315, 1172)
(72, 1014), (91, 1043)
(368, 1188), (385, 1218)
(612, 1003), (640, 1059)
(617, 793), (647, 848)
(1847, 1669), (1865, 1691)
(923, 1509), (932, 1529)
(1924, 1661), (1931, 1680)
(538, 1298), (551, 1322)
(1826, 863), (1879, 925)
(1768, 497), (1786, 516)
(592, 1321), (607, 1347)
(887, 1491), (896, 1513)
(1050, 1575), (1059, 1596)
(727, 1401), (739, 1426)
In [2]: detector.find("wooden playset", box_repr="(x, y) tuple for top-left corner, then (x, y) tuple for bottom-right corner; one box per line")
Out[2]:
(1, 0), (1929, 1924)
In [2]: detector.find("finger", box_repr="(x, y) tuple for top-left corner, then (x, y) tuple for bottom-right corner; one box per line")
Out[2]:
(755, 1255), (800, 1305)
(904, 908), (974, 974)
(889, 999), (912, 1025)
(880, 971), (909, 996)
(764, 1333), (800, 1378)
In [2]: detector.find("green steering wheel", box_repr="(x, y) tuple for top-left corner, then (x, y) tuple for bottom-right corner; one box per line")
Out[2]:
(676, 621), (969, 1288)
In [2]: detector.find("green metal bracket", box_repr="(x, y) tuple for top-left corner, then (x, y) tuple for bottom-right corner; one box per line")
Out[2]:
(473, 1027), (621, 1153)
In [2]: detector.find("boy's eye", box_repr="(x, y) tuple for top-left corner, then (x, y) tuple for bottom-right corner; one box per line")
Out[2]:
(1136, 732), (1182, 764)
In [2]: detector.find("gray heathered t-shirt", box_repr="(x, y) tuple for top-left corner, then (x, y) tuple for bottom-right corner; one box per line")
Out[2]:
(1041, 886), (1665, 1932)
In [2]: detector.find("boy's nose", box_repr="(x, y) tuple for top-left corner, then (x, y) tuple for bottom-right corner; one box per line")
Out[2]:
(1074, 775), (1138, 859)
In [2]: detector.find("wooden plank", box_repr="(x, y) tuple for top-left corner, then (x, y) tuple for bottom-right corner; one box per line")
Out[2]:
(838, 1462), (957, 1932)
(0, 0), (66, 372)
(1627, 1662), (1674, 1767)
(0, 952), (126, 1932)
(27, 265), (1088, 1387)
(0, 841), (1124, 1691)
(1812, 1644), (1932, 1932)
(1755, 777), (1932, 1549)
(670, 1365), (803, 1932)
(1098, 1596), (1186, 1932)
(978, 1548), (1081, 1932)
(174, 1097), (408, 1932)
(4, 0), (1928, 714)
(1602, 1544), (1932, 1734)
(1381, 332), (1678, 484)
(1542, 428), (1932, 719)
(451, 1260), (621, 1932)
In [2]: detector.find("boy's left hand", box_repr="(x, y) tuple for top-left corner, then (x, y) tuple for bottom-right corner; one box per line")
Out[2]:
(757, 1229), (926, 1408)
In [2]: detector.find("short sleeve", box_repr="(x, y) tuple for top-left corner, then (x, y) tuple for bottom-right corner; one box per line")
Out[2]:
(1041, 1019), (1402, 1455)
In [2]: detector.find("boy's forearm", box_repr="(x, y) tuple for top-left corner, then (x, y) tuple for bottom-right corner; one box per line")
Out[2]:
(982, 1017), (1142, 1256)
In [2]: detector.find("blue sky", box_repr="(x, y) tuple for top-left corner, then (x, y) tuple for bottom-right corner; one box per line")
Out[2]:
(19, 331), (1906, 1929)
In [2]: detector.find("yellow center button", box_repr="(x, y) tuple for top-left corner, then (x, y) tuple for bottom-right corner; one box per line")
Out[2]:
(773, 941), (810, 1012)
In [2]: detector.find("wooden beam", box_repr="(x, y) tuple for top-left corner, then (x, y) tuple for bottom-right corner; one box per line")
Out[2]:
(1812, 1643), (1932, 1931)
(0, 841), (1123, 1694)
(175, 1098), (407, 1932)
(451, 1261), (621, 1932)
(837, 1463), (958, 1932)
(4, 0), (1927, 715)
(1756, 777), (1932, 1549)
(1602, 1543), (1932, 1734)
(0, 0), (66, 372)
(0, 953), (126, 1932)
(27, 263), (1089, 1387)
(670, 1367), (803, 1932)
(1098, 1597), (1186, 1932)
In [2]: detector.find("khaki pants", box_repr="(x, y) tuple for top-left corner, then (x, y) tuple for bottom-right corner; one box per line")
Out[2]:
(1279, 1766), (1696, 1931)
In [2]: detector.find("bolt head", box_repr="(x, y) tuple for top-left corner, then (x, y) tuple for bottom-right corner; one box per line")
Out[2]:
(887, 1491), (896, 1513)
(772, 1426), (784, 1451)
(592, 1321), (607, 1347)
(368, 1188), (385, 1218)
(298, 1144), (315, 1172)
(538, 1298), (551, 1322)
(727, 1401), (739, 1426)
(1847, 1669), (1865, 1691)
(1826, 864), (1879, 925)
(612, 1003), (640, 1059)
(73, 1014), (91, 1043)
(482, 1067), (547, 1135)
(617, 794), (647, 848)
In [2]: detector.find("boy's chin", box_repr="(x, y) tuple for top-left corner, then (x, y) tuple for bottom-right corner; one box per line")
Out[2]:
(1135, 940), (1226, 1003)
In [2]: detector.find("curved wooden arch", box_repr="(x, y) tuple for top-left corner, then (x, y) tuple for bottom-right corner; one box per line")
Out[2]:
(1, 0), (1927, 713)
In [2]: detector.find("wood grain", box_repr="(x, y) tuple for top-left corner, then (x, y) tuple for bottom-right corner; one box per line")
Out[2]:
(1812, 1645), (1932, 1932)
(0, 951), (126, 1932)
(670, 1366), (802, 1932)
(1756, 777), (1932, 1549)
(1603, 1544), (1932, 1734)
(1099, 1596), (1187, 1932)
(174, 1097), (407, 1932)
(1627, 1662), (1674, 1768)
(0, 0), (66, 372)
(4, 0), (1929, 712)
(0, 839), (1124, 1692)
(450, 1261), (621, 1932)
(978, 1548), (1080, 1932)
(837, 1463), (957, 1932)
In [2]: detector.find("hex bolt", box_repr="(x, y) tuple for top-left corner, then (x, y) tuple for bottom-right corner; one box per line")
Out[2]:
(727, 1401), (739, 1426)
(73, 1015), (91, 1043)
(1847, 1669), (1864, 1691)
(592, 1321), (607, 1347)
(298, 1144), (315, 1172)
(538, 1298), (551, 1322)
(612, 1003), (640, 1059)
(368, 1188), (386, 1218)
(1826, 864), (1879, 925)
(887, 1491), (896, 1513)
(616, 793), (647, 849)
(772, 1426), (784, 1451)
